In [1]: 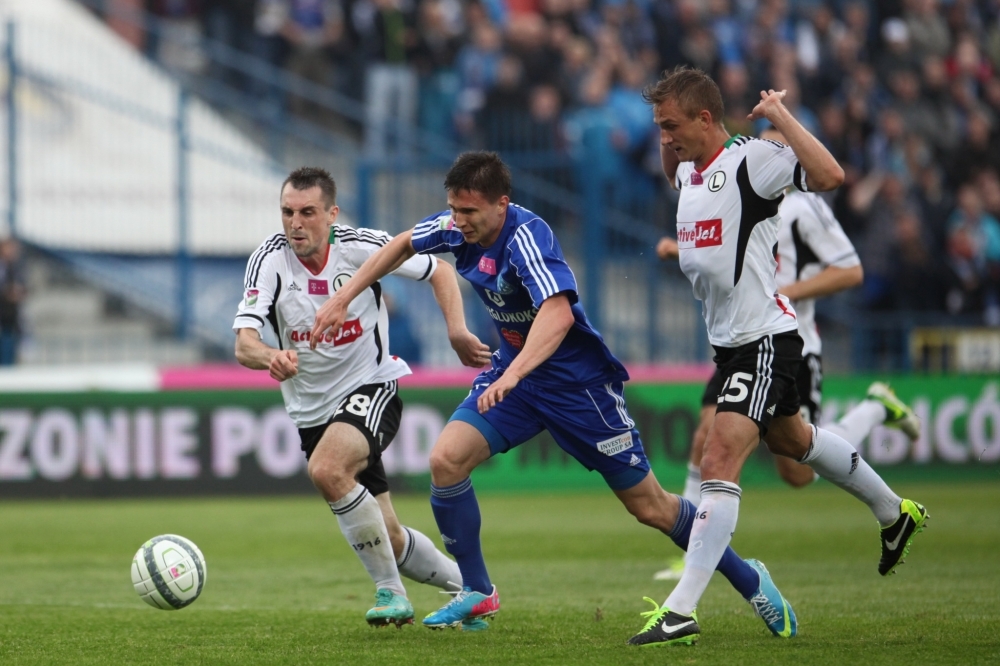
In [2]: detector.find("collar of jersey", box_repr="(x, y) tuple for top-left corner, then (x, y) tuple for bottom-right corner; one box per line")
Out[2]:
(696, 134), (741, 174)
(297, 241), (331, 276)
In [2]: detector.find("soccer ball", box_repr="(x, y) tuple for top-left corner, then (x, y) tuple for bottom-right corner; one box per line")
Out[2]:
(131, 534), (207, 610)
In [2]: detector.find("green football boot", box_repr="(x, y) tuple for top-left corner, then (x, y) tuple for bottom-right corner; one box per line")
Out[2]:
(867, 382), (921, 440)
(879, 499), (929, 576)
(626, 598), (699, 647)
(365, 588), (414, 628)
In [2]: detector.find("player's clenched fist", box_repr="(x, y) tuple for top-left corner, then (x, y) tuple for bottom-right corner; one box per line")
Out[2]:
(269, 349), (299, 381)
(747, 89), (787, 122)
(656, 237), (679, 261)
(310, 295), (348, 349)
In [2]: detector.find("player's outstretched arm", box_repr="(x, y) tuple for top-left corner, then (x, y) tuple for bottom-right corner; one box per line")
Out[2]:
(656, 236), (679, 261)
(748, 90), (844, 192)
(310, 230), (417, 348)
(477, 293), (575, 414)
(428, 261), (492, 367)
(781, 264), (863, 301)
(235, 328), (298, 381)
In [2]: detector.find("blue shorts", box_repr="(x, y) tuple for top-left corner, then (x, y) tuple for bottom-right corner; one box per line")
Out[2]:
(450, 368), (650, 490)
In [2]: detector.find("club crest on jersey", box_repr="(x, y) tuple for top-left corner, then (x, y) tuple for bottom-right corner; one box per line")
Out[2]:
(676, 219), (722, 249)
(332, 273), (351, 291)
(496, 273), (516, 295)
(478, 257), (497, 275)
(245, 289), (258, 306)
(707, 171), (726, 192)
(501, 328), (524, 349)
(308, 279), (329, 295)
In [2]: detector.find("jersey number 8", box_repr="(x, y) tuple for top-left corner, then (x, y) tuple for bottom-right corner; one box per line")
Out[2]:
(336, 394), (371, 417)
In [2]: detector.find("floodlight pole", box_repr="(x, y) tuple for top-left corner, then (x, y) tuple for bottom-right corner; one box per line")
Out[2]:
(176, 87), (191, 340)
(5, 21), (16, 239)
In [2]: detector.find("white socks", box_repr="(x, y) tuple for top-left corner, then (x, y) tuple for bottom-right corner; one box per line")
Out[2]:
(665, 480), (742, 616)
(799, 425), (901, 526)
(397, 526), (463, 590)
(825, 400), (887, 448)
(683, 462), (702, 504)
(329, 484), (406, 596)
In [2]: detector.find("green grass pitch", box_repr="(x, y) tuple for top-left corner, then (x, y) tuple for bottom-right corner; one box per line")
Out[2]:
(1, 481), (998, 665)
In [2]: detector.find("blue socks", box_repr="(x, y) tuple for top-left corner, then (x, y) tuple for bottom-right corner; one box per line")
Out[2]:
(668, 496), (760, 600)
(430, 478), (492, 594)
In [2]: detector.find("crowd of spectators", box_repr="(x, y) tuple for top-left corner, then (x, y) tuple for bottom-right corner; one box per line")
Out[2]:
(94, 0), (1000, 322)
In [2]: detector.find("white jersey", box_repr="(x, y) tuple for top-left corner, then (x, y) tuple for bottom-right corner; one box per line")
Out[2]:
(775, 190), (860, 356)
(233, 225), (438, 428)
(674, 135), (806, 347)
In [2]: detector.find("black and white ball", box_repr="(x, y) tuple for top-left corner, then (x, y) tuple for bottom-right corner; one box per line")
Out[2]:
(131, 534), (207, 610)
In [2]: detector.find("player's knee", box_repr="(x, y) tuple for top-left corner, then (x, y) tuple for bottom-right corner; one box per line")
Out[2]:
(306, 454), (354, 499)
(428, 445), (466, 482)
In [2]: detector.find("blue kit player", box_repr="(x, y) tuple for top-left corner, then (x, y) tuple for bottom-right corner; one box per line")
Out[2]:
(310, 151), (796, 641)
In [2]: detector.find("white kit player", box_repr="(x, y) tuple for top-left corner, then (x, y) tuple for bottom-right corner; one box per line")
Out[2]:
(233, 167), (492, 628)
(653, 127), (922, 581)
(627, 68), (929, 647)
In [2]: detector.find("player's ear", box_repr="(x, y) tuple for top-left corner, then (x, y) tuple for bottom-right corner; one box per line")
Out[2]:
(327, 204), (339, 223)
(497, 195), (510, 211)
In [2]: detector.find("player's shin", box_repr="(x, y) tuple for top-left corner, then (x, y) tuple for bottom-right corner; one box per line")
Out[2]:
(800, 425), (901, 526)
(396, 526), (463, 590)
(668, 495), (758, 599)
(665, 482), (743, 615)
(429, 478), (492, 594)
(329, 485), (406, 596)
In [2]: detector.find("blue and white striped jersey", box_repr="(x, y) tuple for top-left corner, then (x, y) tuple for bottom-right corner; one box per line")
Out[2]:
(411, 203), (628, 388)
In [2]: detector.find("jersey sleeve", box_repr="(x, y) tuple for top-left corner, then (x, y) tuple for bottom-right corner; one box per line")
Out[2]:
(391, 253), (437, 281)
(411, 211), (465, 255)
(798, 196), (860, 268)
(234, 236), (282, 333)
(339, 225), (438, 281)
(507, 219), (579, 308)
(746, 138), (809, 199)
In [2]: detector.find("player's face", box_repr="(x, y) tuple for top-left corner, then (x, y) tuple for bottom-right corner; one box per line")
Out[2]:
(654, 99), (711, 164)
(280, 185), (338, 259)
(447, 189), (509, 247)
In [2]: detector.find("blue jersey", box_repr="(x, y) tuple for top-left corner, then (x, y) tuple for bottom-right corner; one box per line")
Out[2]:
(411, 203), (628, 388)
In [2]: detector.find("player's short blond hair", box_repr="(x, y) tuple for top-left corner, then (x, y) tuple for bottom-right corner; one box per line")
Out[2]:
(642, 66), (725, 125)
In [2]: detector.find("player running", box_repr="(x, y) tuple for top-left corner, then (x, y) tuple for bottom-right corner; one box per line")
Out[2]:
(629, 67), (929, 647)
(233, 167), (492, 629)
(652, 127), (922, 581)
(310, 151), (799, 639)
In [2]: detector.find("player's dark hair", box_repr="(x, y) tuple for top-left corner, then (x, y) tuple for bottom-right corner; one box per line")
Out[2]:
(282, 167), (337, 208)
(443, 151), (512, 203)
(642, 66), (725, 125)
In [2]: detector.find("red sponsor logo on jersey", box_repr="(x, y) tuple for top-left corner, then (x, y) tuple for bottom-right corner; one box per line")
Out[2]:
(676, 219), (722, 249)
(478, 257), (497, 275)
(500, 328), (524, 349)
(290, 319), (363, 345)
(308, 279), (329, 295)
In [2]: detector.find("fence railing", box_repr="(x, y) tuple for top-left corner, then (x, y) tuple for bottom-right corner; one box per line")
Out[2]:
(4, 1), (985, 370)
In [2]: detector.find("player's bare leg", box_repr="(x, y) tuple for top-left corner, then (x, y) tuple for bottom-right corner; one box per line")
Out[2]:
(774, 454), (816, 488)
(308, 423), (412, 627)
(423, 421), (499, 629)
(765, 414), (928, 575)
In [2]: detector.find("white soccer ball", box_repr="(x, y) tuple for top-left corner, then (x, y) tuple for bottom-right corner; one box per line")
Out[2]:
(131, 534), (207, 610)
